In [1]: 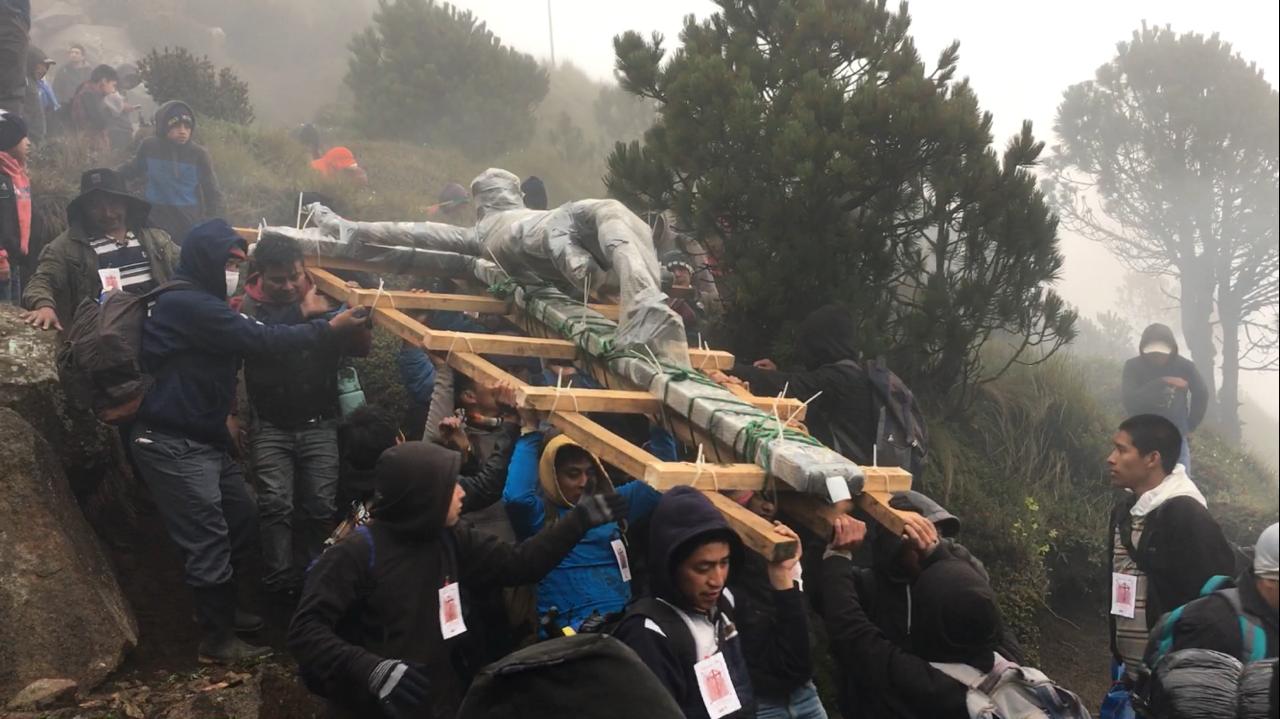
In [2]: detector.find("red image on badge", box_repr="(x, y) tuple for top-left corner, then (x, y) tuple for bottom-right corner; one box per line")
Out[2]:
(443, 595), (459, 623)
(1116, 582), (1131, 605)
(706, 668), (728, 701)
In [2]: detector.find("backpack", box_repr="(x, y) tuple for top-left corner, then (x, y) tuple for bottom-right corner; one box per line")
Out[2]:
(300, 524), (379, 700)
(457, 634), (685, 719)
(1144, 575), (1270, 670)
(930, 653), (1092, 719)
(831, 359), (928, 476)
(57, 281), (191, 425)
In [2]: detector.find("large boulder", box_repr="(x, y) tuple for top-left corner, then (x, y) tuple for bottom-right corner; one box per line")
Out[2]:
(0, 306), (118, 498)
(0, 406), (138, 703)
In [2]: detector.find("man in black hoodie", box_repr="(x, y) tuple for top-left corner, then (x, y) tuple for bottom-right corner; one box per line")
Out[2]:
(614, 486), (809, 719)
(723, 304), (874, 463)
(1121, 323), (1207, 470)
(130, 219), (369, 664)
(288, 441), (629, 719)
(118, 100), (224, 245)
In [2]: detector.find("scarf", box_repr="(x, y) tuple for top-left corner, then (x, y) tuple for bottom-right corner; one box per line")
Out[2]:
(1129, 464), (1206, 518)
(0, 150), (30, 255)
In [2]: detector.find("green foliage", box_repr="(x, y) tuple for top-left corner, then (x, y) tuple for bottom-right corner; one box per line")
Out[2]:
(606, 0), (1076, 405)
(137, 47), (255, 125)
(346, 0), (548, 156)
(1047, 24), (1280, 442)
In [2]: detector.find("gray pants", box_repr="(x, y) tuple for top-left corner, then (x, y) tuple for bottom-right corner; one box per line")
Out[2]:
(250, 417), (339, 592)
(129, 425), (258, 588)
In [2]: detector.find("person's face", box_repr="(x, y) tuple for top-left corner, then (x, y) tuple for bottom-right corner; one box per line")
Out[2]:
(1143, 351), (1171, 367)
(166, 122), (192, 144)
(84, 194), (127, 233)
(261, 260), (305, 304)
(746, 494), (776, 521)
(555, 455), (597, 505)
(445, 483), (465, 527)
(68, 48), (84, 65)
(462, 384), (499, 415)
(8, 136), (31, 164)
(1107, 430), (1162, 490)
(676, 540), (731, 613)
(98, 79), (118, 94)
(225, 255), (244, 273)
(671, 266), (693, 288)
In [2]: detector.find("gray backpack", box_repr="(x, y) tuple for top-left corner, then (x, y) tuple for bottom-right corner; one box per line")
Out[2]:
(930, 653), (1092, 719)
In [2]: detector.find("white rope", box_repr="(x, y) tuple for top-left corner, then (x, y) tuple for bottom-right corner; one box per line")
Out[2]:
(546, 369), (582, 415)
(692, 443), (719, 492)
(783, 390), (823, 428)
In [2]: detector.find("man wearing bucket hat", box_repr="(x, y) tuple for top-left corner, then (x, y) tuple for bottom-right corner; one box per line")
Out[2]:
(21, 167), (178, 331)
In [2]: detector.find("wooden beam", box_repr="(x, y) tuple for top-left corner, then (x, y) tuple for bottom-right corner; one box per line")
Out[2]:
(548, 411), (657, 481)
(857, 492), (909, 536)
(642, 462), (766, 490)
(860, 467), (913, 494)
(776, 493), (846, 542)
(702, 491), (798, 562)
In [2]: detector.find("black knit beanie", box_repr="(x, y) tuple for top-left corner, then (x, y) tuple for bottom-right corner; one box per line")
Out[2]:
(0, 111), (28, 152)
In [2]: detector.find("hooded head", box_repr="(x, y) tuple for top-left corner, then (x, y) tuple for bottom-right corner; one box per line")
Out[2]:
(178, 219), (247, 300)
(797, 304), (859, 369)
(521, 175), (548, 210)
(909, 557), (1001, 671)
(371, 441), (462, 538)
(1138, 323), (1179, 358)
(470, 168), (525, 221)
(154, 100), (196, 139)
(647, 486), (743, 611)
(538, 434), (612, 522)
(868, 491), (961, 579)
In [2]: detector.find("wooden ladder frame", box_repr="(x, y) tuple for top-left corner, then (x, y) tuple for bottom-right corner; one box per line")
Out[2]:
(236, 229), (915, 560)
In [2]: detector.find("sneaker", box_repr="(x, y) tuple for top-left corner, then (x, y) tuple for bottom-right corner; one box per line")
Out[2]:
(197, 634), (273, 665)
(191, 609), (265, 634)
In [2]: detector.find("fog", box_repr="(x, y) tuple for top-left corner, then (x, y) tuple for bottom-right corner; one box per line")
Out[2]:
(451, 0), (1280, 428)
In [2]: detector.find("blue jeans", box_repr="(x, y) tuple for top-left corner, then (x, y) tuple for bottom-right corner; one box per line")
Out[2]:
(1178, 438), (1190, 473)
(756, 682), (828, 719)
(129, 425), (258, 588)
(251, 417), (339, 592)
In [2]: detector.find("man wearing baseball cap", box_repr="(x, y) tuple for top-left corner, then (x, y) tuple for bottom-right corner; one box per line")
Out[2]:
(1121, 323), (1208, 470)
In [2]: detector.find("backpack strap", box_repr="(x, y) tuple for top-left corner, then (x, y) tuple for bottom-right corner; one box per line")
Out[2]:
(142, 278), (196, 303)
(627, 598), (697, 669)
(1214, 588), (1268, 663)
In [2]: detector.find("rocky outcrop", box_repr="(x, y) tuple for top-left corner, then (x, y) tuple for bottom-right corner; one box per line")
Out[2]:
(0, 306), (119, 499)
(0, 407), (138, 703)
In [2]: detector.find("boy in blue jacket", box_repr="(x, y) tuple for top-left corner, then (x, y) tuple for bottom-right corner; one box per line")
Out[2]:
(503, 406), (670, 634)
(129, 219), (368, 665)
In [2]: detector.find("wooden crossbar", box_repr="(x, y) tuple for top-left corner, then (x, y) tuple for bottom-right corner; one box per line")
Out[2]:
(247, 238), (913, 556)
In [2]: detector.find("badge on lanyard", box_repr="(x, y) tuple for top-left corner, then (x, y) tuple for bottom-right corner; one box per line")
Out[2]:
(1110, 572), (1138, 619)
(694, 652), (742, 718)
(439, 581), (468, 639)
(99, 268), (123, 293)
(610, 538), (632, 582)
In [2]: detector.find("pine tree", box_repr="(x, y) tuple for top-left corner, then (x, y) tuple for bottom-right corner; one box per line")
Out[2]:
(606, 0), (1074, 402)
(1048, 25), (1279, 440)
(346, 0), (548, 156)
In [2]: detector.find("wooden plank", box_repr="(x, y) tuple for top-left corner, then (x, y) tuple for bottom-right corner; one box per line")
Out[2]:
(442, 351), (526, 390)
(548, 411), (657, 481)
(370, 307), (426, 345)
(857, 491), (909, 536)
(861, 467), (913, 494)
(310, 267), (357, 305)
(702, 491), (798, 562)
(520, 386), (663, 414)
(777, 493), (846, 542)
(642, 462), (766, 490)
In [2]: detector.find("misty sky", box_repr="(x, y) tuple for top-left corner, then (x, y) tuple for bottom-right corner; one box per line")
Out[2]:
(453, 0), (1279, 425)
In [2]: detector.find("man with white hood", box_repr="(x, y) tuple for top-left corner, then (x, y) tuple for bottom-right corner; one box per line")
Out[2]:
(1104, 414), (1236, 700)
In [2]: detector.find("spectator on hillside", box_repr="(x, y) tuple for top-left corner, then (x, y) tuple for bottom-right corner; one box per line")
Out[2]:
(69, 64), (117, 153)
(427, 181), (471, 224)
(613, 486), (806, 719)
(118, 101), (224, 245)
(336, 405), (401, 522)
(1105, 414), (1236, 710)
(21, 46), (54, 142)
(312, 146), (367, 185)
(128, 219), (369, 664)
(240, 234), (373, 601)
(718, 304), (875, 462)
(521, 175), (547, 210)
(103, 63), (143, 150)
(293, 123), (323, 160)
(288, 440), (629, 718)
(1121, 323), (1208, 471)
(0, 109), (30, 302)
(21, 168), (179, 331)
(52, 43), (91, 106)
(661, 250), (707, 344)
(0, 0), (28, 116)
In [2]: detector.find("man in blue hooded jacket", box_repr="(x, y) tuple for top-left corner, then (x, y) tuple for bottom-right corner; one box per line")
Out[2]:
(129, 219), (368, 664)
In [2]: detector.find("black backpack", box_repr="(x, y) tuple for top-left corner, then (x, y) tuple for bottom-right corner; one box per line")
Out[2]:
(57, 281), (191, 424)
(457, 634), (684, 719)
(832, 359), (928, 476)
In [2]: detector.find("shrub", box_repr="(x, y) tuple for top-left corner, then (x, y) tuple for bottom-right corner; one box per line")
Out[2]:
(138, 47), (255, 125)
